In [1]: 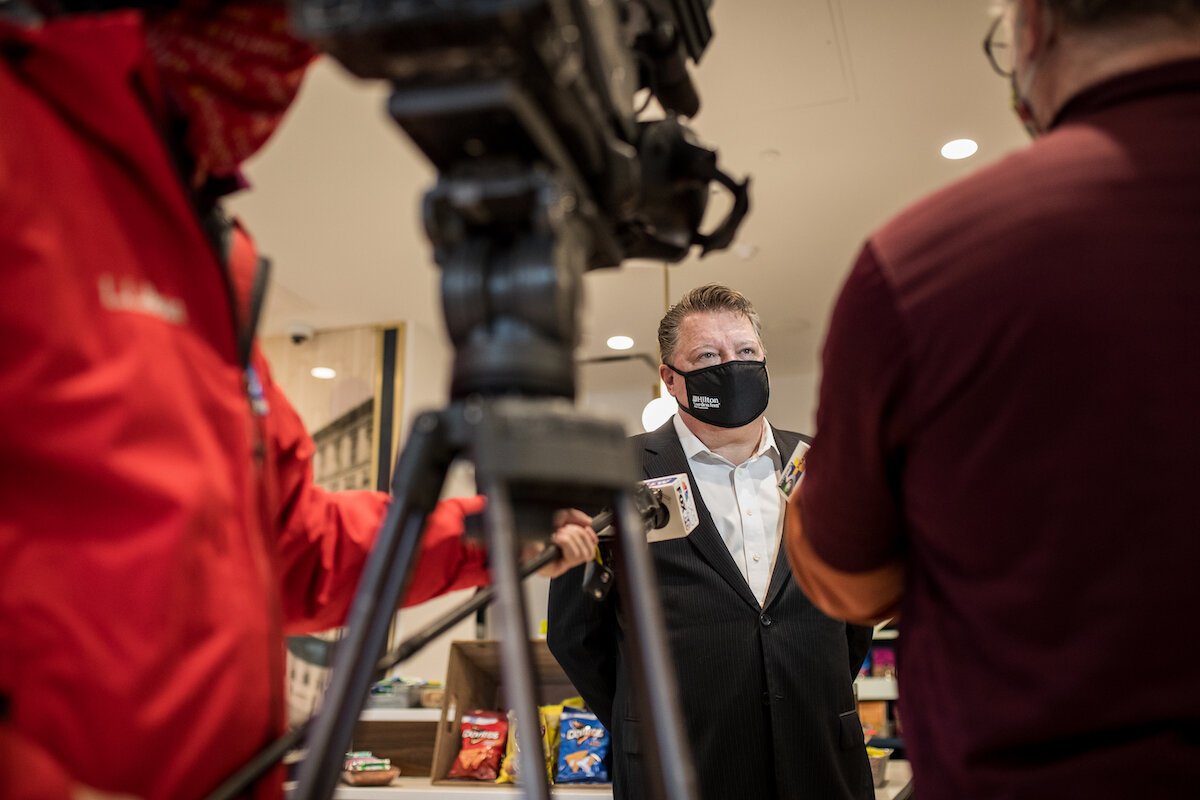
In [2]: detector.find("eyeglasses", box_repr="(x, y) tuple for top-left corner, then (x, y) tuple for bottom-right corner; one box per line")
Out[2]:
(983, 9), (1015, 78)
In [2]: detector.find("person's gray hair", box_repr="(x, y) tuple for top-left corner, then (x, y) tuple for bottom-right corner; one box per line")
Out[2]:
(1046, 0), (1200, 27)
(657, 284), (764, 366)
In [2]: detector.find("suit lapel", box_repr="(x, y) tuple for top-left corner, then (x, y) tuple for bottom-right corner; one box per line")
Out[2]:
(763, 427), (803, 610)
(642, 422), (762, 611)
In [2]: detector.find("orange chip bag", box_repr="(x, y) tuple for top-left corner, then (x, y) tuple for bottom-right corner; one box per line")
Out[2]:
(448, 711), (508, 781)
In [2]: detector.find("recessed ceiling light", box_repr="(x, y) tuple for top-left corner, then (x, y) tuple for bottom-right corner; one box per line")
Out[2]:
(734, 243), (758, 261)
(607, 335), (635, 351)
(941, 139), (979, 160)
(310, 366), (337, 380)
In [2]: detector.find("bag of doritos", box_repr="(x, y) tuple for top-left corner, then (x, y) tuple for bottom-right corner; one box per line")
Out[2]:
(555, 707), (609, 783)
(448, 711), (508, 781)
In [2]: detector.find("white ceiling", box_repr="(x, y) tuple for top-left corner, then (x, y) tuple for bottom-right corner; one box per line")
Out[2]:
(229, 0), (1023, 381)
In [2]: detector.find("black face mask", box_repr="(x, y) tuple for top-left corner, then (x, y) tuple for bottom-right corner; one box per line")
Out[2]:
(667, 359), (769, 429)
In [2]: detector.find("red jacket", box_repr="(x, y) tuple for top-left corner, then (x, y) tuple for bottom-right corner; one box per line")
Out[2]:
(0, 12), (487, 799)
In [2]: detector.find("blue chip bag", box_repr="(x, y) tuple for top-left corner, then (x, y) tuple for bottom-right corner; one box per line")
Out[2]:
(555, 707), (609, 783)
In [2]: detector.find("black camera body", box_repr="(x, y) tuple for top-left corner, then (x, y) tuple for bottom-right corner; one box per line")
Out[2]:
(290, 0), (739, 271)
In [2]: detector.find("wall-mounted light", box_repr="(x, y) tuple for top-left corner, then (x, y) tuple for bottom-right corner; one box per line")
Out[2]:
(310, 366), (337, 380)
(641, 380), (677, 432)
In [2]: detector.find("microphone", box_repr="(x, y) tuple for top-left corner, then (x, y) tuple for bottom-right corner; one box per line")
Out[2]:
(638, 473), (700, 542)
(590, 473), (700, 542)
(580, 474), (699, 602)
(778, 439), (810, 498)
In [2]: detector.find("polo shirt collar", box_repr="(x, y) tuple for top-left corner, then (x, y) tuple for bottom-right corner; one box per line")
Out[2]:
(1052, 56), (1200, 130)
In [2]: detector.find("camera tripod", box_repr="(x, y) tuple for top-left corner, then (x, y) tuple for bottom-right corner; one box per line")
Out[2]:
(287, 164), (699, 800)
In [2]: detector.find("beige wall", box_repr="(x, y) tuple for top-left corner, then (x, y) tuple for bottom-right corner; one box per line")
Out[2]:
(260, 326), (380, 434)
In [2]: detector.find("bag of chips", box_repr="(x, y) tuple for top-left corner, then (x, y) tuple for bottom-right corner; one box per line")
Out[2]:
(539, 704), (563, 782)
(448, 710), (508, 781)
(495, 710), (521, 784)
(555, 707), (609, 783)
(496, 704), (565, 784)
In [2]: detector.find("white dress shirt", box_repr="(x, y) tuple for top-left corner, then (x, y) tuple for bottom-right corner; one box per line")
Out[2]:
(671, 414), (783, 606)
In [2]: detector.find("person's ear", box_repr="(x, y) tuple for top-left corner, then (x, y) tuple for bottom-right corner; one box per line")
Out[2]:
(1015, 0), (1053, 67)
(660, 363), (681, 399)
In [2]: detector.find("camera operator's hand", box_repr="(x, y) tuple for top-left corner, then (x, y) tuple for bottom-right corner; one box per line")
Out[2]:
(530, 509), (596, 579)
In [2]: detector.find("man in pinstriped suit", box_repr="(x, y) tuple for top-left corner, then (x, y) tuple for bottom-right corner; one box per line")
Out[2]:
(549, 285), (873, 800)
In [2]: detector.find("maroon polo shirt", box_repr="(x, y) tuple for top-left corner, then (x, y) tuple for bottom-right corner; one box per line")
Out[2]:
(799, 59), (1200, 799)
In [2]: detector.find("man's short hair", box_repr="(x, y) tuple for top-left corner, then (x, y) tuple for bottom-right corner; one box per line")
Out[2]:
(1047, 0), (1200, 27)
(657, 284), (764, 365)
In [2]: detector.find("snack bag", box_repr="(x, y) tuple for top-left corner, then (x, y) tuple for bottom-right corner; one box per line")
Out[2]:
(496, 704), (563, 784)
(871, 647), (897, 679)
(857, 649), (872, 680)
(555, 707), (609, 783)
(448, 710), (508, 781)
(341, 751), (399, 786)
(495, 710), (520, 784)
(539, 704), (563, 782)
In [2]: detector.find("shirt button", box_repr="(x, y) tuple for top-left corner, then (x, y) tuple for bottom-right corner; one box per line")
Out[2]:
(751, 553), (761, 562)
(746, 509), (753, 516)
(760, 613), (773, 627)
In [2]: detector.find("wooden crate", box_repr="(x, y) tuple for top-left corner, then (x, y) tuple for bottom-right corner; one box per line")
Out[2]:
(430, 639), (596, 786)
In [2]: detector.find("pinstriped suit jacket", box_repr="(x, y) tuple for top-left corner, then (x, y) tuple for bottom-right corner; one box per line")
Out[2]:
(547, 420), (874, 800)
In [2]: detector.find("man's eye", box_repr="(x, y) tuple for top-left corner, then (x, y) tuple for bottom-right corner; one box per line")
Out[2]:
(740, 348), (758, 357)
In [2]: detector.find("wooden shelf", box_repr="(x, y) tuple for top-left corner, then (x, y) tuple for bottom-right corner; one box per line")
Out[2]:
(856, 676), (899, 701)
(359, 708), (442, 723)
(287, 778), (611, 799)
(875, 760), (913, 799)
(287, 760), (912, 799)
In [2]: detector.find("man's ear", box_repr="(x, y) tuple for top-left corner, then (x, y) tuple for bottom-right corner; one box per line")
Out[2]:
(660, 363), (680, 399)
(1015, 0), (1054, 66)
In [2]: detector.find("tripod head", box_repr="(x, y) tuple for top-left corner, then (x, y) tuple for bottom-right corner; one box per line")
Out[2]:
(290, 0), (748, 399)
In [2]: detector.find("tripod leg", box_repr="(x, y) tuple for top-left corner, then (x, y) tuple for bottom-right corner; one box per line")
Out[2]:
(293, 412), (453, 800)
(477, 479), (551, 800)
(612, 488), (699, 800)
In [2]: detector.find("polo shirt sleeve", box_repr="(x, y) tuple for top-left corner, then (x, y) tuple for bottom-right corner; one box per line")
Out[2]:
(797, 241), (911, 572)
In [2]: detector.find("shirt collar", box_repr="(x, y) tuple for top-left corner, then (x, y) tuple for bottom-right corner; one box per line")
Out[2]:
(1051, 57), (1200, 130)
(671, 414), (779, 467)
